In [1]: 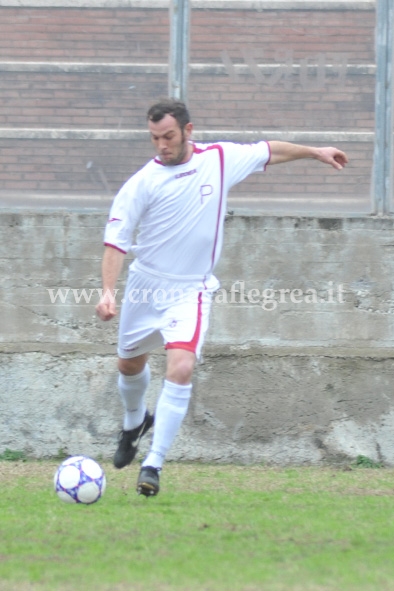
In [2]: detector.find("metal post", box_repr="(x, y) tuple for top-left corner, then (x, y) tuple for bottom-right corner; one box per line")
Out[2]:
(168, 0), (190, 103)
(390, 5), (394, 208)
(372, 0), (393, 214)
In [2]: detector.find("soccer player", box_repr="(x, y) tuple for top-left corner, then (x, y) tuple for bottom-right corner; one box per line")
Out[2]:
(95, 99), (348, 497)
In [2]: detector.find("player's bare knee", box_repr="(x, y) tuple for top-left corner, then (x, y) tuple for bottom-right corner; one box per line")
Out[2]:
(166, 366), (193, 385)
(166, 352), (195, 385)
(118, 355), (147, 376)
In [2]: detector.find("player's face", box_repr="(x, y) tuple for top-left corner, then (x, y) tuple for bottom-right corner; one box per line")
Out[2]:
(148, 114), (193, 166)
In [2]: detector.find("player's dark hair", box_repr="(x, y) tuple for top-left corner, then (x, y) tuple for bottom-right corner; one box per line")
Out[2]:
(147, 99), (190, 130)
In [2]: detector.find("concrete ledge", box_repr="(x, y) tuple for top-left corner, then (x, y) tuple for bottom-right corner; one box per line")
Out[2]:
(0, 0), (375, 10)
(0, 128), (374, 142)
(0, 62), (376, 76)
(2, 345), (394, 465)
(2, 341), (394, 359)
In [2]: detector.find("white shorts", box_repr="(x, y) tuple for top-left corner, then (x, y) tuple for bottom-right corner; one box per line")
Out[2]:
(117, 267), (219, 360)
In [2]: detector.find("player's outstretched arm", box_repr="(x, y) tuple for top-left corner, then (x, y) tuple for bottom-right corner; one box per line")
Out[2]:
(268, 141), (348, 170)
(96, 245), (125, 321)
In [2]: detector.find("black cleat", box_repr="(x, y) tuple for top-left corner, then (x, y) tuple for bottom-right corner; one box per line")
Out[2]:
(113, 411), (154, 469)
(137, 466), (160, 497)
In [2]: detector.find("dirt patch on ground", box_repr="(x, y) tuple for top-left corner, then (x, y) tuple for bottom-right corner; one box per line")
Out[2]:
(2, 461), (394, 497)
(0, 460), (60, 484)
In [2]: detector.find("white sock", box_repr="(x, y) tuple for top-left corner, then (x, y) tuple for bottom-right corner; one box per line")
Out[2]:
(118, 364), (150, 431)
(142, 379), (192, 470)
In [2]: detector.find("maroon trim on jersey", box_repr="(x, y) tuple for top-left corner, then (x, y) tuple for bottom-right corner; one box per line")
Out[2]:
(193, 143), (225, 270)
(104, 242), (127, 254)
(165, 292), (203, 354)
(154, 157), (164, 165)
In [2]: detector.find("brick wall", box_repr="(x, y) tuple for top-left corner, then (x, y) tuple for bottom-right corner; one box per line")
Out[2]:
(0, 138), (371, 198)
(0, 7), (169, 62)
(190, 9), (375, 64)
(0, 7), (374, 63)
(0, 70), (374, 130)
(0, 3), (376, 204)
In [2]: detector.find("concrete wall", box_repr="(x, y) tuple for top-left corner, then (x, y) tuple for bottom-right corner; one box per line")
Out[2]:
(1, 210), (394, 465)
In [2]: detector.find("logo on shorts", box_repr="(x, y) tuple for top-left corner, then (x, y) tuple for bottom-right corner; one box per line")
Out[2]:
(124, 345), (140, 352)
(169, 320), (178, 328)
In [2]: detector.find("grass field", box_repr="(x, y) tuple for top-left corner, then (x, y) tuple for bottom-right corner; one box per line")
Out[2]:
(1, 460), (394, 591)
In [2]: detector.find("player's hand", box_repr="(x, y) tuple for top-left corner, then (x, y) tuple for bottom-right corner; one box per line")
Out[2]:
(95, 291), (117, 321)
(316, 147), (349, 170)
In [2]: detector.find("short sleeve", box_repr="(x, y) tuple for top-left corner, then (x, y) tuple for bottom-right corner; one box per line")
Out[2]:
(221, 141), (271, 189)
(103, 169), (148, 254)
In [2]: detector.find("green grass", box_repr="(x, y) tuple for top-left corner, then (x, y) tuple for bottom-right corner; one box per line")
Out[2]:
(0, 449), (27, 461)
(1, 462), (394, 591)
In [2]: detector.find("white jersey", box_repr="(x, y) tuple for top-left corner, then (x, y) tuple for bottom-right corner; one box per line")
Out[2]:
(104, 141), (271, 281)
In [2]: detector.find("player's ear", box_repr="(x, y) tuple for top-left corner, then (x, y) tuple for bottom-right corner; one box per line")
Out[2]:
(184, 122), (193, 139)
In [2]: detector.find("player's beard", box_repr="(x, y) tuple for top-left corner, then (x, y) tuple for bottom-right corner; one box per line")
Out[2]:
(161, 131), (190, 166)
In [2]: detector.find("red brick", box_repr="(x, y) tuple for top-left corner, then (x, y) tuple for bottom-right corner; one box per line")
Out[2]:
(0, 4), (376, 198)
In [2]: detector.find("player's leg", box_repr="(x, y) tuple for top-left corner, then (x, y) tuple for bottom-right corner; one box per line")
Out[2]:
(118, 354), (150, 430)
(137, 348), (195, 496)
(137, 287), (212, 496)
(114, 353), (156, 469)
(114, 271), (163, 469)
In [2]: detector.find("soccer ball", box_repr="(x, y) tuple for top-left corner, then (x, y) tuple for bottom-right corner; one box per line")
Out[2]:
(54, 455), (106, 504)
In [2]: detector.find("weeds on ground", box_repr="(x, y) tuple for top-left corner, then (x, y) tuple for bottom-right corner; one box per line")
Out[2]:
(353, 455), (384, 469)
(0, 449), (26, 462)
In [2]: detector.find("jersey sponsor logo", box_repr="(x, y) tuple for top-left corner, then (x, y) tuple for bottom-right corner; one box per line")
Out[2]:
(174, 168), (197, 179)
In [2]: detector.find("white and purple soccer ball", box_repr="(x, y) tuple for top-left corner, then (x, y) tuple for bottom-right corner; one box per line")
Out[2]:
(54, 456), (106, 504)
